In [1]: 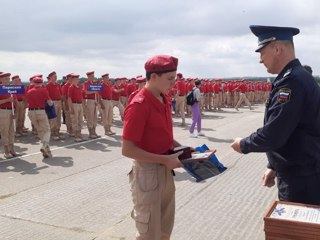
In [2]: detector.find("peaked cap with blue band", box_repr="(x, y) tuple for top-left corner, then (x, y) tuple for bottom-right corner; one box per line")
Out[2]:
(249, 25), (300, 52)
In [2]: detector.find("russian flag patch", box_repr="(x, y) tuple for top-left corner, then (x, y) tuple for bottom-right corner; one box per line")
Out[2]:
(278, 88), (291, 103)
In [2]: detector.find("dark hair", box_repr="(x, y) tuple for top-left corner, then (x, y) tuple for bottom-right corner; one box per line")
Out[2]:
(195, 80), (201, 86)
(146, 72), (163, 80)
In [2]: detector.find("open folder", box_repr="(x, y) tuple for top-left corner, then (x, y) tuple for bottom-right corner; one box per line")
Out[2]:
(182, 144), (227, 182)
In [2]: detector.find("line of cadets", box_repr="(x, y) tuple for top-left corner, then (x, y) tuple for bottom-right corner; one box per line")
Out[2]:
(0, 71), (271, 159)
(169, 73), (272, 125)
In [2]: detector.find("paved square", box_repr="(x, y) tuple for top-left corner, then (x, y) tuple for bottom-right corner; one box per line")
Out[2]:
(0, 105), (277, 240)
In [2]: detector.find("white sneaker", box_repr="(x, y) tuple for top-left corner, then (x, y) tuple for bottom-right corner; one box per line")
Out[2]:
(189, 133), (198, 138)
(198, 131), (205, 136)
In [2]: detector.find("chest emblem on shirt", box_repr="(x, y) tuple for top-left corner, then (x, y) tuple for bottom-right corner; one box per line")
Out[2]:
(277, 88), (291, 103)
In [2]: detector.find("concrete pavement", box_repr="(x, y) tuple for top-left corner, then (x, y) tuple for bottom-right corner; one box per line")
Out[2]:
(0, 104), (277, 240)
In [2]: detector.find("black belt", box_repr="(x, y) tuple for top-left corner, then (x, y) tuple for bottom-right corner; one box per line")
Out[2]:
(0, 107), (12, 109)
(72, 102), (82, 104)
(17, 100), (24, 102)
(102, 98), (111, 100)
(29, 108), (44, 110)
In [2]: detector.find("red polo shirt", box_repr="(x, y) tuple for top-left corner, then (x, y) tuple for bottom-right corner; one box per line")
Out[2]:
(120, 83), (128, 97)
(61, 82), (71, 98)
(127, 83), (136, 96)
(239, 83), (247, 93)
(68, 84), (83, 103)
(123, 87), (174, 155)
(176, 80), (186, 96)
(111, 85), (122, 101)
(46, 82), (62, 100)
(83, 81), (96, 99)
(0, 93), (15, 108)
(99, 83), (112, 99)
(26, 86), (50, 109)
(127, 90), (139, 104)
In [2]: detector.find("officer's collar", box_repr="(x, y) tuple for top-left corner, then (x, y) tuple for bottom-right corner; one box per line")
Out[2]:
(273, 58), (301, 84)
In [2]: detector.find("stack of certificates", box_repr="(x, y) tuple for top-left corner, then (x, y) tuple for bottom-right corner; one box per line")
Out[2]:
(264, 201), (320, 239)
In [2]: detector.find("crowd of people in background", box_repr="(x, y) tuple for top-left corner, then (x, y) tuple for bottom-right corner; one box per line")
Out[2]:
(0, 70), (271, 159)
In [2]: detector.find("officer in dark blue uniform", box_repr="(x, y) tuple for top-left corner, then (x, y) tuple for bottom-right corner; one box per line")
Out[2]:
(231, 25), (320, 205)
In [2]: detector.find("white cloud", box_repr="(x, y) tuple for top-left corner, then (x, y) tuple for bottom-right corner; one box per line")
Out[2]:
(1, 0), (320, 80)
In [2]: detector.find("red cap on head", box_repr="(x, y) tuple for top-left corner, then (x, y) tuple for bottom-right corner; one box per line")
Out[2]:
(101, 73), (109, 78)
(70, 73), (80, 78)
(86, 71), (94, 76)
(114, 78), (121, 82)
(177, 72), (183, 77)
(31, 74), (43, 79)
(12, 75), (20, 80)
(66, 73), (74, 78)
(33, 77), (43, 83)
(136, 77), (146, 83)
(0, 72), (11, 78)
(48, 71), (56, 78)
(144, 55), (178, 73)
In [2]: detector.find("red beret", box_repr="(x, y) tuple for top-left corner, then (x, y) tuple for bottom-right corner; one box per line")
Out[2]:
(31, 74), (43, 79)
(101, 73), (109, 78)
(114, 78), (121, 81)
(66, 73), (74, 78)
(136, 77), (146, 83)
(86, 71), (94, 76)
(48, 71), (56, 78)
(144, 55), (178, 73)
(12, 75), (20, 80)
(33, 77), (43, 83)
(70, 73), (80, 78)
(177, 73), (183, 77)
(0, 72), (11, 78)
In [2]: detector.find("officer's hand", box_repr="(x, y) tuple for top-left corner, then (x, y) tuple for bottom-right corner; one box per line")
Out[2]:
(165, 151), (183, 170)
(262, 169), (276, 188)
(230, 137), (243, 153)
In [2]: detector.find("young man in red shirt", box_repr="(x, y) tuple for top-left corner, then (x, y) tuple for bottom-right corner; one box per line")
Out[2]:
(68, 74), (85, 142)
(174, 73), (186, 126)
(61, 74), (74, 137)
(46, 71), (64, 140)
(0, 72), (20, 158)
(12, 75), (27, 137)
(83, 71), (99, 139)
(99, 73), (115, 136)
(26, 76), (53, 158)
(127, 76), (146, 104)
(122, 55), (191, 240)
(111, 78), (125, 121)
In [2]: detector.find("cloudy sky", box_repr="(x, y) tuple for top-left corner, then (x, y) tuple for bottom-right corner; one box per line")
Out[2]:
(1, 0), (319, 81)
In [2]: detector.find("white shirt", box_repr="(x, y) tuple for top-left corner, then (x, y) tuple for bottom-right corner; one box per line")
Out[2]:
(193, 87), (201, 101)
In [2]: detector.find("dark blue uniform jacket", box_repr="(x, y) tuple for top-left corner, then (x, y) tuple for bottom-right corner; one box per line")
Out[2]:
(240, 59), (320, 178)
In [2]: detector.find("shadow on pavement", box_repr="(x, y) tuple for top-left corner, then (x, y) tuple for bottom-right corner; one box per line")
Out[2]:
(207, 136), (234, 143)
(43, 156), (73, 167)
(0, 159), (48, 175)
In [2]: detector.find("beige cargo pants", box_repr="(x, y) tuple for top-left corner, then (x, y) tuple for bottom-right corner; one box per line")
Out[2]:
(129, 161), (175, 240)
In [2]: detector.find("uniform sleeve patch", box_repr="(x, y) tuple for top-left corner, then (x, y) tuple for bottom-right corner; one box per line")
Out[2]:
(278, 88), (291, 103)
(132, 96), (145, 103)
